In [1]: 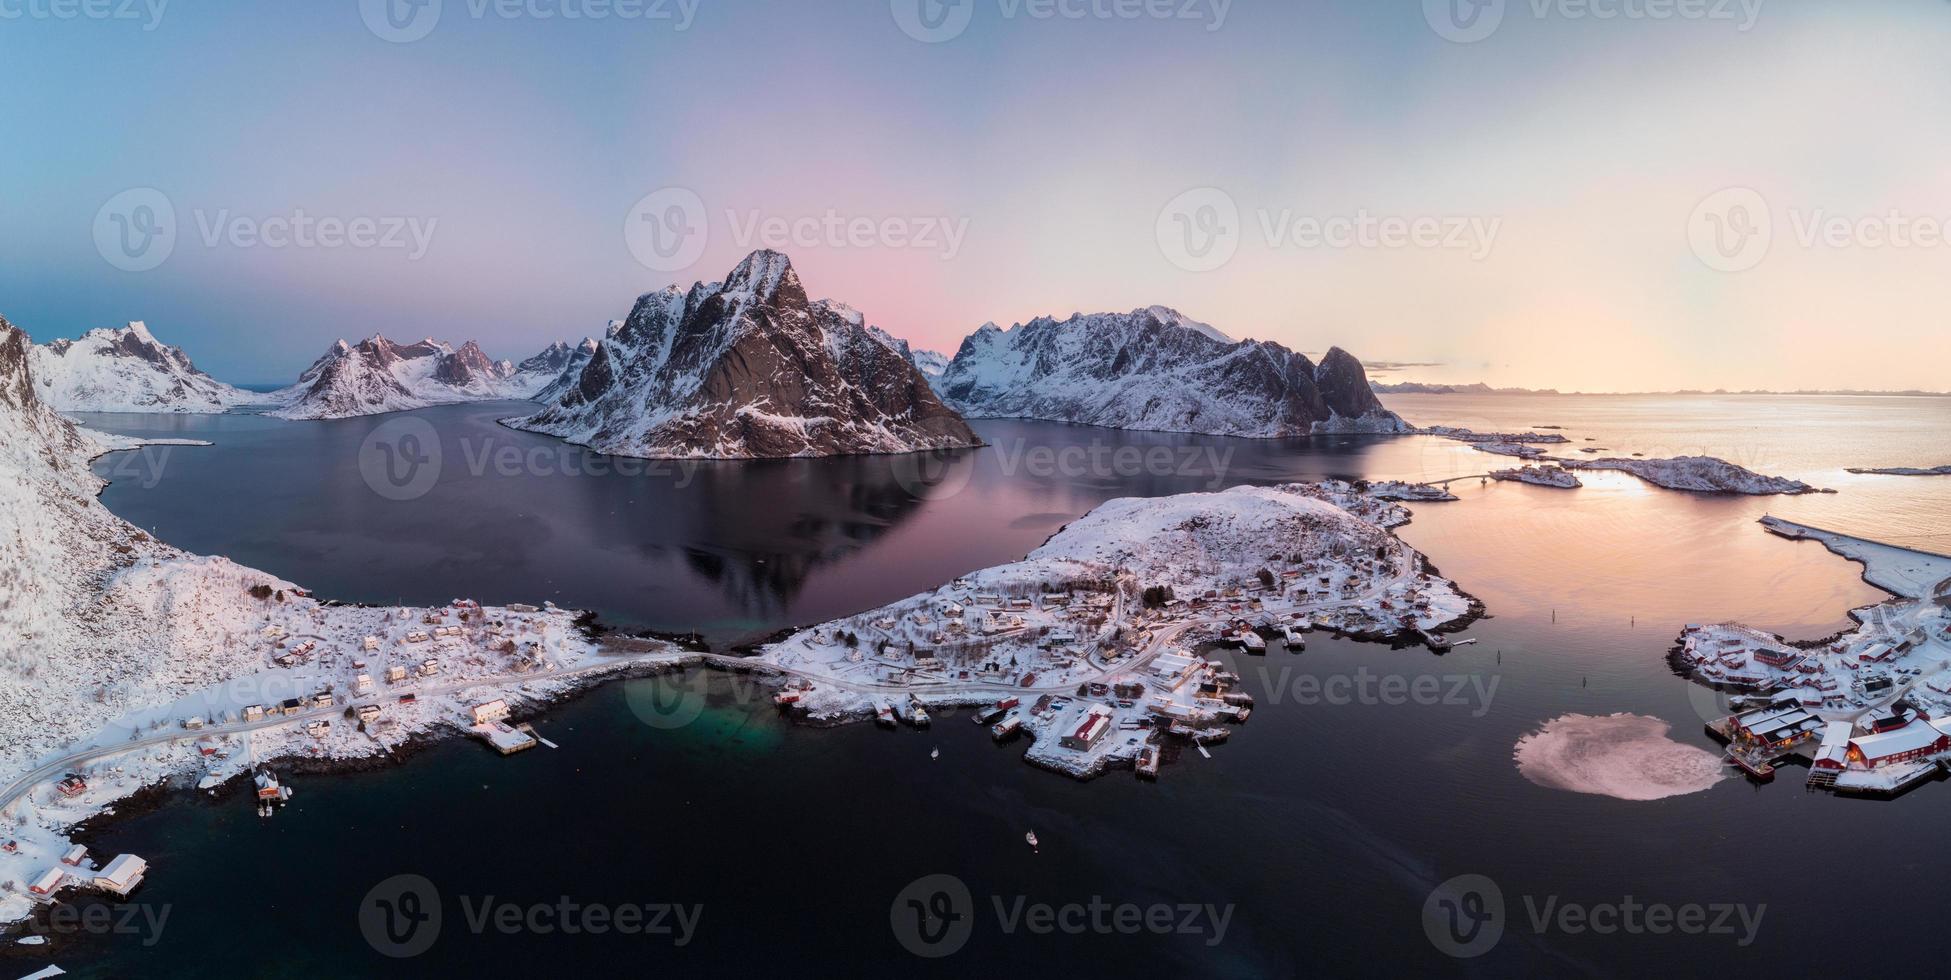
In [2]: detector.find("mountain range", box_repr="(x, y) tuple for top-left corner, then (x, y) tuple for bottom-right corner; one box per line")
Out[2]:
(268, 336), (569, 420)
(509, 250), (981, 459)
(934, 307), (1404, 437)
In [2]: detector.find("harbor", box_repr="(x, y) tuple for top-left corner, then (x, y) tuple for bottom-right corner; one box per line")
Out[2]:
(1678, 517), (1951, 797)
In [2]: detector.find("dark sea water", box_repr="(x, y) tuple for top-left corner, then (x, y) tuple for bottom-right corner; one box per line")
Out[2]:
(33, 396), (1951, 977)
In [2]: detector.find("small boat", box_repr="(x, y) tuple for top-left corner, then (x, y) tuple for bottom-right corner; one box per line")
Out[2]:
(930, 747), (940, 760)
(1453, 638), (1479, 646)
(875, 703), (896, 728)
(1025, 831), (1039, 850)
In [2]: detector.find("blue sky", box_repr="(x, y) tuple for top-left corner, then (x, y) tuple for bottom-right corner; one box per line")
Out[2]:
(2, 0), (1947, 390)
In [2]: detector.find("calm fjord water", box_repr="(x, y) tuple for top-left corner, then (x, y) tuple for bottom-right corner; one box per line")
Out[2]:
(44, 395), (1951, 977)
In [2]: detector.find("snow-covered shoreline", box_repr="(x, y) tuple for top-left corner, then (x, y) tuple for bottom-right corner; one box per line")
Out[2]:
(1670, 517), (1951, 797)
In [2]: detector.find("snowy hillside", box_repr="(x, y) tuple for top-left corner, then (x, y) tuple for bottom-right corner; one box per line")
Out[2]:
(511, 250), (980, 459)
(27, 321), (252, 413)
(269, 335), (569, 420)
(530, 336), (600, 404)
(866, 325), (949, 378)
(935, 308), (1406, 437)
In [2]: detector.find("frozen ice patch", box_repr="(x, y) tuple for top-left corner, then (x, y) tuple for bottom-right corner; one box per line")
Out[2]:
(1514, 713), (1724, 801)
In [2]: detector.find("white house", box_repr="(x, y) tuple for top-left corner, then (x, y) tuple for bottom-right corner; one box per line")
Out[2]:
(469, 700), (511, 725)
(93, 854), (147, 897)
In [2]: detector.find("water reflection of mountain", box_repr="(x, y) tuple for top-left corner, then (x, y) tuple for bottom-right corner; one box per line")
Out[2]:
(653, 452), (961, 624)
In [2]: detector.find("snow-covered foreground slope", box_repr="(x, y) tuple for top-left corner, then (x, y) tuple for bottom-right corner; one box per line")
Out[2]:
(511, 250), (980, 459)
(935, 307), (1406, 437)
(757, 482), (1480, 778)
(27, 321), (252, 413)
(269, 335), (569, 420)
(0, 313), (678, 925)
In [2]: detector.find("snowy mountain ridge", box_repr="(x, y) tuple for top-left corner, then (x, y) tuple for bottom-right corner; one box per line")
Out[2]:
(27, 321), (253, 414)
(935, 307), (1405, 437)
(269, 334), (568, 420)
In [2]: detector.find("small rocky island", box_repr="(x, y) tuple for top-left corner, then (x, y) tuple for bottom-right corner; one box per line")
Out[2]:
(757, 482), (1480, 780)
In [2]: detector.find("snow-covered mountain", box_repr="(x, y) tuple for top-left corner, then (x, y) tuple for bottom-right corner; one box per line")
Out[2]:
(934, 308), (1405, 437)
(269, 336), (569, 420)
(529, 336), (601, 405)
(511, 250), (981, 459)
(910, 348), (950, 378)
(866, 325), (950, 379)
(27, 321), (252, 413)
(0, 314), (280, 773)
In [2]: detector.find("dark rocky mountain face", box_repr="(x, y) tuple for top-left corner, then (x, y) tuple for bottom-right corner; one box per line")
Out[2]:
(936, 308), (1406, 437)
(513, 250), (981, 459)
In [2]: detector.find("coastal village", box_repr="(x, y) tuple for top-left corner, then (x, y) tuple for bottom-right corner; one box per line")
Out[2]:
(1676, 517), (1951, 795)
(0, 586), (689, 927)
(759, 482), (1478, 780)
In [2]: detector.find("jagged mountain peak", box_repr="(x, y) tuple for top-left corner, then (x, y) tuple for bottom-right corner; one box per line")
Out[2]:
(513, 253), (978, 459)
(721, 249), (805, 307)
